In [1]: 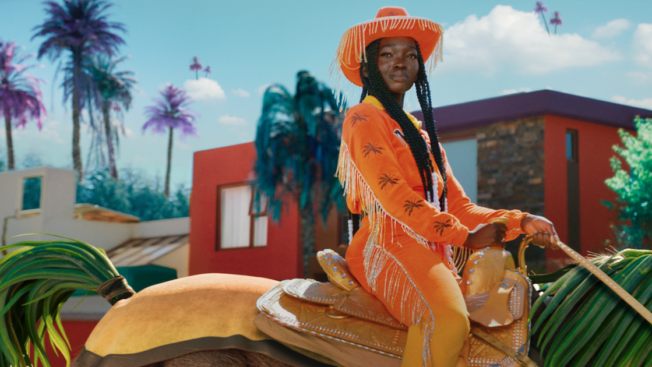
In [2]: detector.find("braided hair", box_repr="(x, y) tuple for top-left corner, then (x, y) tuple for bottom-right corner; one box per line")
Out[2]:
(360, 39), (447, 210)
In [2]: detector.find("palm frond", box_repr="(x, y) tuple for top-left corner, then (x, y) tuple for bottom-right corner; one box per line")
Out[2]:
(531, 249), (652, 366)
(0, 234), (123, 367)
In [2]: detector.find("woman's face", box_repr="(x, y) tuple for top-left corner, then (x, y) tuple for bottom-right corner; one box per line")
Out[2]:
(376, 37), (419, 95)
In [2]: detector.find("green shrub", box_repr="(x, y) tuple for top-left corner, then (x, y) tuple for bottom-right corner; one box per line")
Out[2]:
(604, 116), (652, 249)
(76, 169), (190, 221)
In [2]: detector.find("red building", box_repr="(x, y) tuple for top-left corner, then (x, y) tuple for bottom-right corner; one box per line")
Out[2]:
(190, 90), (652, 274)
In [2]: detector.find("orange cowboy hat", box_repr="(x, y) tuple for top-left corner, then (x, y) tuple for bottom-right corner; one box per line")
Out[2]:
(331, 7), (444, 88)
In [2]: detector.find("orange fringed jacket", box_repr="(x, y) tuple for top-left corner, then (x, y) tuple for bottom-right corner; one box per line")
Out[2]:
(337, 96), (528, 270)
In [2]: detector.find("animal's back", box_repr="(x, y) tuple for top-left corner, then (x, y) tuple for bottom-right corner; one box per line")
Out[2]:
(84, 274), (278, 358)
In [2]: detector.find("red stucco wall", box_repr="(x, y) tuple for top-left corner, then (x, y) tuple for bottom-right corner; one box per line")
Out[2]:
(544, 115), (626, 263)
(189, 142), (302, 280)
(47, 321), (98, 367)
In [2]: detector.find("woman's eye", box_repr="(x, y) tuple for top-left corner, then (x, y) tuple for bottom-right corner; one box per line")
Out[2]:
(381, 52), (392, 57)
(408, 54), (417, 59)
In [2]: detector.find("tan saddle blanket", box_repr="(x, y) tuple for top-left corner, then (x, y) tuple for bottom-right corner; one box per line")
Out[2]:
(254, 248), (532, 367)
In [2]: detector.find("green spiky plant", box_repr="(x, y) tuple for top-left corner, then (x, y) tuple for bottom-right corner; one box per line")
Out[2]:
(531, 249), (652, 367)
(0, 234), (125, 367)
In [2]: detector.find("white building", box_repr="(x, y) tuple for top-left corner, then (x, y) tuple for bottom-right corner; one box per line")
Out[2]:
(0, 167), (189, 320)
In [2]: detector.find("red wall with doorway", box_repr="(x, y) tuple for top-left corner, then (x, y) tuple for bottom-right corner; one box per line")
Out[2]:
(544, 115), (627, 265)
(189, 142), (302, 280)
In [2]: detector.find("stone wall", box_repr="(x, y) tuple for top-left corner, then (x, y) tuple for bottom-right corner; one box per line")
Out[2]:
(476, 116), (545, 216)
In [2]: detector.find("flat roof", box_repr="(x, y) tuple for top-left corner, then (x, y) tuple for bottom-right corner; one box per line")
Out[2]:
(411, 90), (652, 135)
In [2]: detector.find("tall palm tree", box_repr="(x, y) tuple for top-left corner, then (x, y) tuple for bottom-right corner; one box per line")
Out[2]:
(142, 85), (197, 197)
(0, 41), (47, 170)
(84, 55), (136, 179)
(253, 70), (345, 276)
(535, 1), (551, 35)
(550, 11), (562, 35)
(32, 0), (125, 181)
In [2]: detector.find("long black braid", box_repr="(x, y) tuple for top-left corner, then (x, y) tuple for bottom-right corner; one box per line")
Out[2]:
(360, 39), (447, 210)
(349, 39), (447, 241)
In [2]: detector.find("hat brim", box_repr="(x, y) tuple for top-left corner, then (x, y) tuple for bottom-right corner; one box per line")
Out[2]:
(333, 16), (444, 87)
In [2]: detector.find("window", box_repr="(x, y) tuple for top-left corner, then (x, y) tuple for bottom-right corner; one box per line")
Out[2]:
(22, 176), (42, 211)
(566, 130), (578, 161)
(217, 184), (268, 249)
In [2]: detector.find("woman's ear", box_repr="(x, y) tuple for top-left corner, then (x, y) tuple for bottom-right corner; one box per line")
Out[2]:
(362, 64), (368, 78)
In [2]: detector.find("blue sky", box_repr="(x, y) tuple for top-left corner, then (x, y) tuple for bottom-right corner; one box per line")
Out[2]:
(1, 0), (651, 188)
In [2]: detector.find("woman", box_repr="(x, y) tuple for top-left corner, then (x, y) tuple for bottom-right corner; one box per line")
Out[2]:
(334, 7), (558, 367)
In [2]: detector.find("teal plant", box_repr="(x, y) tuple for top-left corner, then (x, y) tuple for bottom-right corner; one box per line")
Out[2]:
(604, 116), (652, 249)
(75, 168), (190, 220)
(253, 70), (345, 275)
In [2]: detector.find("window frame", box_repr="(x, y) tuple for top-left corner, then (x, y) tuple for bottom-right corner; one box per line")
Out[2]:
(215, 183), (268, 251)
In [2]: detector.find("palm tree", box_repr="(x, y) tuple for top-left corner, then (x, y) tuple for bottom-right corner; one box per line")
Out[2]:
(253, 70), (345, 276)
(0, 41), (47, 170)
(189, 56), (202, 80)
(535, 1), (550, 35)
(142, 85), (197, 197)
(84, 55), (136, 179)
(550, 11), (562, 34)
(32, 0), (125, 181)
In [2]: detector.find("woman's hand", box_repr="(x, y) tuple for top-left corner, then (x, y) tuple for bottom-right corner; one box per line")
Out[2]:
(521, 214), (559, 248)
(464, 222), (507, 250)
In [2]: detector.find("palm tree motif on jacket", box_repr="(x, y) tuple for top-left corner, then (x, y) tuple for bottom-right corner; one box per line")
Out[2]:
(83, 55), (136, 179)
(378, 173), (398, 190)
(32, 0), (125, 181)
(433, 219), (452, 236)
(253, 70), (345, 276)
(550, 11), (562, 34)
(0, 41), (46, 170)
(142, 85), (197, 197)
(362, 142), (384, 158)
(403, 199), (424, 216)
(349, 112), (369, 127)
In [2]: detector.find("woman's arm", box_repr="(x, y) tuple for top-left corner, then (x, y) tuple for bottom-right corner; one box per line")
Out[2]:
(442, 147), (530, 242)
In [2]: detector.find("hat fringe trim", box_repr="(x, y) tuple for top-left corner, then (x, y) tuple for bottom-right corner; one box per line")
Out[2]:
(330, 16), (444, 105)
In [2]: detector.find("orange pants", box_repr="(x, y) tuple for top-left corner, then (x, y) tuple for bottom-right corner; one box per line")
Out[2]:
(346, 219), (470, 367)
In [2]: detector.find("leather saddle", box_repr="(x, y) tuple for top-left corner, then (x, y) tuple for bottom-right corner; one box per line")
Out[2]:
(254, 248), (532, 367)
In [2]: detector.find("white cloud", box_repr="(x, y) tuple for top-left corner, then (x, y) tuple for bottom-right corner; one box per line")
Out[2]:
(501, 87), (531, 95)
(183, 78), (226, 101)
(626, 70), (652, 83)
(439, 5), (621, 76)
(633, 23), (652, 68)
(257, 84), (272, 95)
(218, 115), (248, 126)
(232, 88), (250, 98)
(592, 19), (631, 39)
(612, 95), (652, 110)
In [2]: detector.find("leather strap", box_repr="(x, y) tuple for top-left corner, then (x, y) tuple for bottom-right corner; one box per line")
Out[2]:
(471, 327), (538, 367)
(97, 276), (135, 305)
